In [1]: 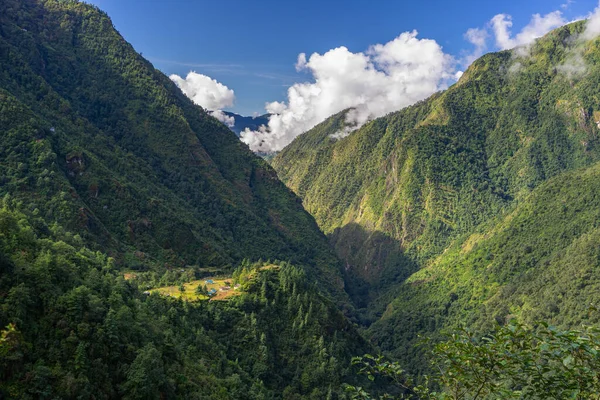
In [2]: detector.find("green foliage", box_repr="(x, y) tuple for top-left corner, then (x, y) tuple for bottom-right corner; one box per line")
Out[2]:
(122, 344), (171, 400)
(369, 161), (600, 373)
(347, 320), (600, 399)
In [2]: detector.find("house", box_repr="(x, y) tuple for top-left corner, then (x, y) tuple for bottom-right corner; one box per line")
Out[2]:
(205, 279), (214, 284)
(208, 289), (217, 295)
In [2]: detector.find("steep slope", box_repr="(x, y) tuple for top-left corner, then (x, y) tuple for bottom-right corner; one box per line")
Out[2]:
(273, 20), (600, 371)
(0, 0), (343, 296)
(0, 0), (372, 397)
(273, 21), (600, 308)
(370, 160), (600, 373)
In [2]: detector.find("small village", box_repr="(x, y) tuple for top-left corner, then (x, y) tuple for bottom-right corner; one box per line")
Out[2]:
(146, 277), (243, 302)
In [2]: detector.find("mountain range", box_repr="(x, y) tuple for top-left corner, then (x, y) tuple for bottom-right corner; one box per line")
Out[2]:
(222, 111), (270, 137)
(0, 0), (360, 397)
(3, 0), (600, 398)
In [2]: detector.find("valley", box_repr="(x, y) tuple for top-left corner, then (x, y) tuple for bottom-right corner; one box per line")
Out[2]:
(2, 0), (600, 398)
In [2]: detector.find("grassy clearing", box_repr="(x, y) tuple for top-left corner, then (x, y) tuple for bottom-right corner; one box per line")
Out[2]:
(149, 277), (242, 302)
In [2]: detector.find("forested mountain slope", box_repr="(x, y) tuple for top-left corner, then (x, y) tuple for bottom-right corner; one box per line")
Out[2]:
(273, 21), (600, 369)
(371, 161), (600, 373)
(274, 21), (600, 300)
(0, 0), (372, 397)
(0, 0), (345, 296)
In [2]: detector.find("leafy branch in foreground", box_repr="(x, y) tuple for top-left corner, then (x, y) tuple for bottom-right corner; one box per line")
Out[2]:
(345, 320), (600, 399)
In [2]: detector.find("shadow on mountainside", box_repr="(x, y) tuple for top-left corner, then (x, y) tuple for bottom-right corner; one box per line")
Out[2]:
(329, 222), (419, 323)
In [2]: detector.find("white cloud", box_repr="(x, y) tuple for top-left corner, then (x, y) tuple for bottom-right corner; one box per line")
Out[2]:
(583, 2), (600, 40)
(241, 31), (455, 152)
(461, 10), (568, 68)
(489, 14), (514, 50)
(491, 11), (566, 52)
(295, 53), (308, 71)
(170, 71), (235, 110)
(265, 101), (287, 114)
(209, 110), (235, 128)
(463, 27), (489, 66)
(238, 4), (600, 153)
(554, 2), (600, 77)
(508, 62), (523, 74)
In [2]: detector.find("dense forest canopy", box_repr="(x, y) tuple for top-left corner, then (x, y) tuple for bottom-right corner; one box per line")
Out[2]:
(0, 199), (367, 398)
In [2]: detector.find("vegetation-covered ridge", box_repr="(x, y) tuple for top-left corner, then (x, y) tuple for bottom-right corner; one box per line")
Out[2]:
(273, 20), (600, 370)
(0, 0), (344, 298)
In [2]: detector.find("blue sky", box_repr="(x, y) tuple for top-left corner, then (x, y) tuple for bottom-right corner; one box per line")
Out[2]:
(88, 0), (597, 116)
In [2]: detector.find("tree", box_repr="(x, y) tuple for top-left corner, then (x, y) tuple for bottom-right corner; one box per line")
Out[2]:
(345, 320), (600, 399)
(196, 284), (208, 296)
(121, 344), (170, 400)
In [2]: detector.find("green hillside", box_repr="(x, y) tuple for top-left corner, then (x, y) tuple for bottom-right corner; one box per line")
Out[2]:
(0, 0), (344, 296)
(273, 21), (600, 369)
(371, 161), (600, 373)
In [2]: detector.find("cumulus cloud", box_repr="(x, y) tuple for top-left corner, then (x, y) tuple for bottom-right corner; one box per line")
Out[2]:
(240, 31), (455, 152)
(491, 11), (566, 52)
(170, 71), (237, 129)
(554, 2), (600, 77)
(240, 5), (600, 153)
(170, 71), (235, 110)
(463, 27), (489, 65)
(489, 11), (567, 59)
(461, 10), (568, 68)
(582, 2), (600, 40)
(209, 110), (235, 128)
(265, 101), (287, 114)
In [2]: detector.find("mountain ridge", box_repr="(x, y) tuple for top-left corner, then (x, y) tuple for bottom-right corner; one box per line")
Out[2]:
(272, 20), (600, 369)
(222, 111), (270, 136)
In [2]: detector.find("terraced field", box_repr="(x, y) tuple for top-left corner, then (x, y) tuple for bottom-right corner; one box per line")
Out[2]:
(150, 277), (242, 301)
